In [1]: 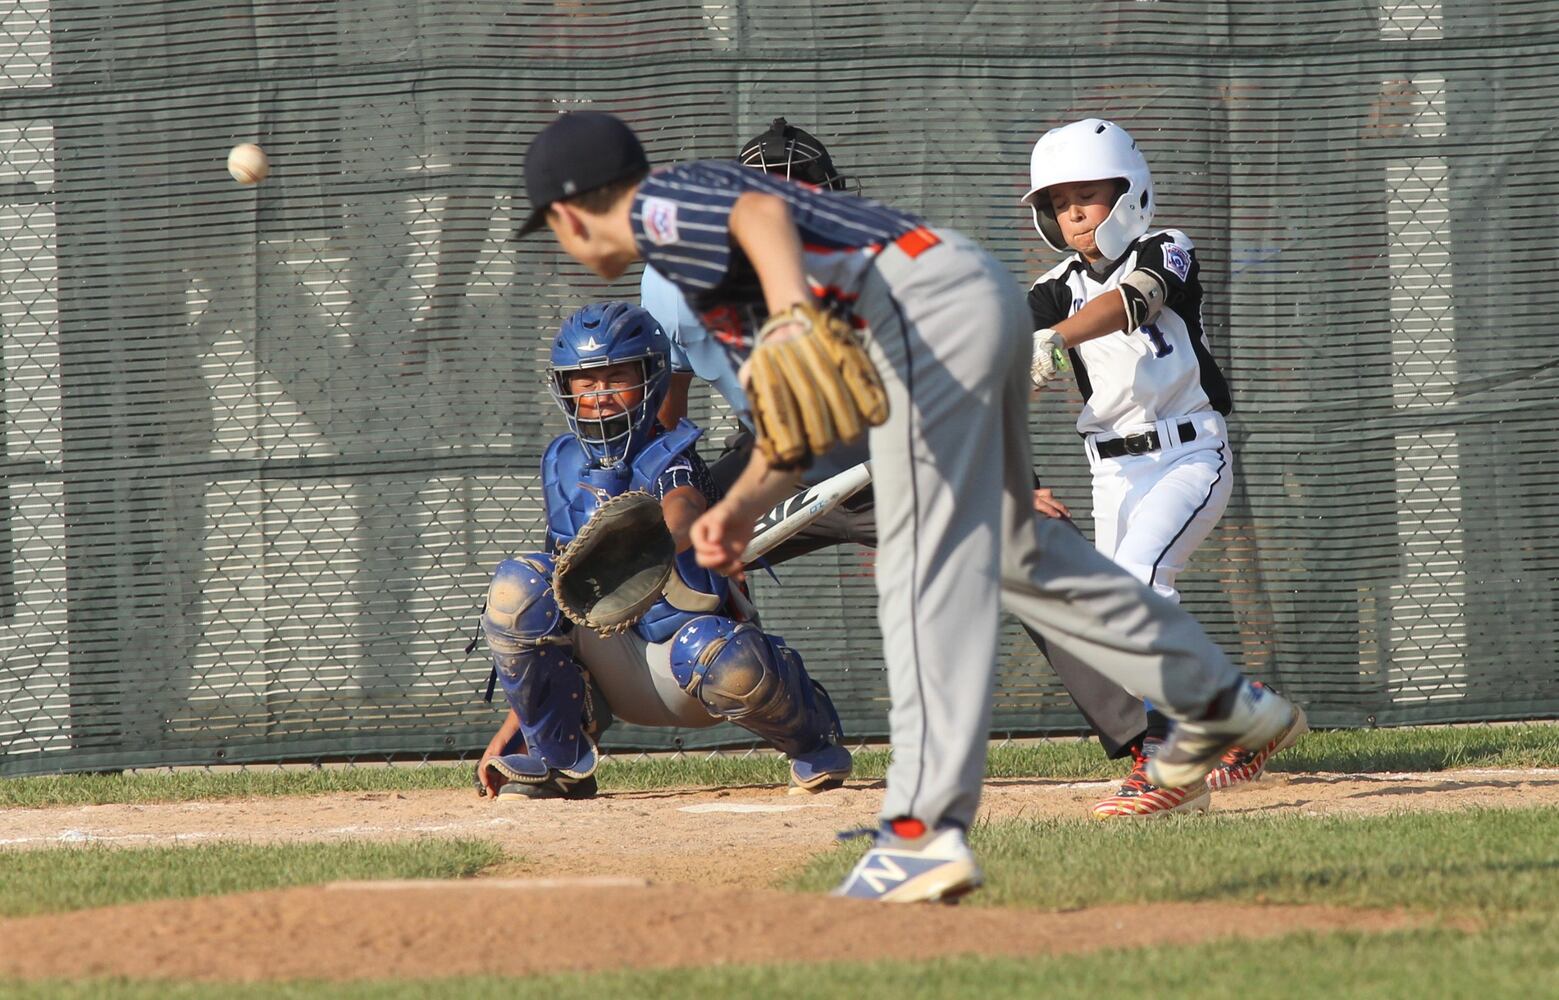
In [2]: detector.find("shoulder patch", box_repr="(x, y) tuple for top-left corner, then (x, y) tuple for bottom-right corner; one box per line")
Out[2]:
(1162, 242), (1192, 282)
(642, 196), (680, 246)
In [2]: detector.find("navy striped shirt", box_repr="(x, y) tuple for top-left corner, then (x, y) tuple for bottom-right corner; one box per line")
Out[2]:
(632, 161), (925, 355)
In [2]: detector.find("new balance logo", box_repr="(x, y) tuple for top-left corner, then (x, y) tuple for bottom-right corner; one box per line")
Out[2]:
(856, 855), (907, 894)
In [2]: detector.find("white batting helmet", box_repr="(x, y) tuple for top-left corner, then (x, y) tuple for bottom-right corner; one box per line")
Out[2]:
(1020, 119), (1154, 261)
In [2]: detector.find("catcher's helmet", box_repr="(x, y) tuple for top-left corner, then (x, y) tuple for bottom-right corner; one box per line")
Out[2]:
(739, 117), (848, 191)
(550, 302), (671, 468)
(1020, 119), (1154, 261)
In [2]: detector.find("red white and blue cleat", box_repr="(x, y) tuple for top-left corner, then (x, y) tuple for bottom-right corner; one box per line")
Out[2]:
(1091, 741), (1211, 818)
(1205, 702), (1310, 790)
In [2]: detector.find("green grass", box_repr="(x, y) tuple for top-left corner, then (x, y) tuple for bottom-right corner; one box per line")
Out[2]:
(1265, 723), (1559, 774)
(4, 724), (1556, 809)
(0, 839), (504, 918)
(2, 794), (1556, 997)
(4, 923), (1557, 999)
(792, 807), (1559, 916)
(0, 766), (479, 809)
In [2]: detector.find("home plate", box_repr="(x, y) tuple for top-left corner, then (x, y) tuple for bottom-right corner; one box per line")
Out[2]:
(678, 802), (835, 814)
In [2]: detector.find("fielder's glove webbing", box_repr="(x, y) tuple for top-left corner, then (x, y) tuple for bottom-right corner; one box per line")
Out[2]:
(552, 490), (675, 635)
(745, 303), (889, 470)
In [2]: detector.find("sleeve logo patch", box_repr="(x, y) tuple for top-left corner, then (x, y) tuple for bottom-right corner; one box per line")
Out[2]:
(642, 197), (680, 246)
(1163, 243), (1192, 281)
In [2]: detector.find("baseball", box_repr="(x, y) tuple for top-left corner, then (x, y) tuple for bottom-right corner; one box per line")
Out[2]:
(227, 143), (269, 185)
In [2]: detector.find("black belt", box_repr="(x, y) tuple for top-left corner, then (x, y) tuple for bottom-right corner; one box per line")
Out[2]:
(1094, 421), (1197, 459)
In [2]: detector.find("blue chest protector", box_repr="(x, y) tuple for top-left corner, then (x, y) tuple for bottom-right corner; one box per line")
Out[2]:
(542, 420), (730, 643)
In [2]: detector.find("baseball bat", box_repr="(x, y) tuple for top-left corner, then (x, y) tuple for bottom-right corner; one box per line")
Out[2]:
(740, 462), (872, 565)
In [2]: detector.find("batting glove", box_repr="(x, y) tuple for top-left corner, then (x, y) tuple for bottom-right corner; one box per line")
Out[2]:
(1031, 328), (1071, 387)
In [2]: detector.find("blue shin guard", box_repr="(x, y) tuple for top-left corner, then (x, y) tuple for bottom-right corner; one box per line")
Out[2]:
(482, 555), (603, 779)
(669, 616), (845, 759)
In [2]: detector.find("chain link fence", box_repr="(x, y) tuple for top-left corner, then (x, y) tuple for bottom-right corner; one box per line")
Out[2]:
(3, 1), (1556, 776)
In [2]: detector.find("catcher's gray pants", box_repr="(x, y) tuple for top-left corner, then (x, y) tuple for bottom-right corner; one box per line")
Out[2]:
(861, 229), (1245, 830)
(573, 629), (718, 730)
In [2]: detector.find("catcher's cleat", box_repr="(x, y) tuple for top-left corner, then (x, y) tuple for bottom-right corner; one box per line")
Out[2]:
(1147, 681), (1297, 790)
(485, 751), (598, 801)
(832, 820), (983, 904)
(1206, 702), (1310, 790)
(496, 772), (598, 801)
(1092, 742), (1211, 818)
(788, 742), (853, 794)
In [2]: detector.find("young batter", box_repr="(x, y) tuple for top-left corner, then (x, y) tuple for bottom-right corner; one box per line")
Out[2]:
(1023, 118), (1308, 817)
(516, 110), (1297, 903)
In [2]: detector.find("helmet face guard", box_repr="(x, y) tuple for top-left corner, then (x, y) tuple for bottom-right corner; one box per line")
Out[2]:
(550, 356), (663, 467)
(548, 302), (671, 468)
(739, 117), (850, 192)
(1020, 118), (1154, 262)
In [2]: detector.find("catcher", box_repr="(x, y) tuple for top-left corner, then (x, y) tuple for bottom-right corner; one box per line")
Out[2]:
(474, 301), (852, 800)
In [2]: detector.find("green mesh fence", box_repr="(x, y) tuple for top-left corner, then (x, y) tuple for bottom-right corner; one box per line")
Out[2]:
(3, 1), (1556, 775)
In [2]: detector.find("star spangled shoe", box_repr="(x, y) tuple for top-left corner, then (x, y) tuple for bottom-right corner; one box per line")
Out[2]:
(832, 819), (983, 904)
(1205, 701), (1310, 790)
(1092, 741), (1212, 818)
(1146, 681), (1298, 790)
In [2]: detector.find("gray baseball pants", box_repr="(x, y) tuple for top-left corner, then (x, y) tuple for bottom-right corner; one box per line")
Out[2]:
(709, 435), (1152, 758)
(861, 229), (1245, 830)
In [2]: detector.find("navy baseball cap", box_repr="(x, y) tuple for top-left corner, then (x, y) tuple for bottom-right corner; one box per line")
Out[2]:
(516, 111), (649, 238)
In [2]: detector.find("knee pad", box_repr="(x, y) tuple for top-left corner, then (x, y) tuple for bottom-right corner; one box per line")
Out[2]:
(668, 615), (751, 705)
(482, 554), (567, 651)
(669, 616), (840, 757)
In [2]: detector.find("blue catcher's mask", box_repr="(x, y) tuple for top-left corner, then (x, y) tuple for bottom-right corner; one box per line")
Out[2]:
(549, 302), (672, 468)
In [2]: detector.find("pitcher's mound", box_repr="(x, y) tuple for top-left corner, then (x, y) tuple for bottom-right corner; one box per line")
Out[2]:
(0, 879), (1428, 983)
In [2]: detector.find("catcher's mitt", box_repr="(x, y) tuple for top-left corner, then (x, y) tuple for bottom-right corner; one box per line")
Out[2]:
(552, 490), (675, 635)
(745, 303), (889, 470)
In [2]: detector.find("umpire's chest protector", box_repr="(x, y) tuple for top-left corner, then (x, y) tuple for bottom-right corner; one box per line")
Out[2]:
(542, 425), (730, 642)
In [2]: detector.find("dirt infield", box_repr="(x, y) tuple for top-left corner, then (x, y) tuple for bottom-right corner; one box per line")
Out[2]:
(1, 769), (1551, 981)
(1, 885), (1428, 982)
(4, 768), (1556, 885)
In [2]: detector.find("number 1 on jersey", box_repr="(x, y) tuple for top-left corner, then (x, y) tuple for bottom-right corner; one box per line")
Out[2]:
(1141, 323), (1173, 358)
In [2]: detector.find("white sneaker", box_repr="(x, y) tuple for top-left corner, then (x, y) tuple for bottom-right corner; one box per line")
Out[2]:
(832, 822), (983, 904)
(1147, 681), (1298, 790)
